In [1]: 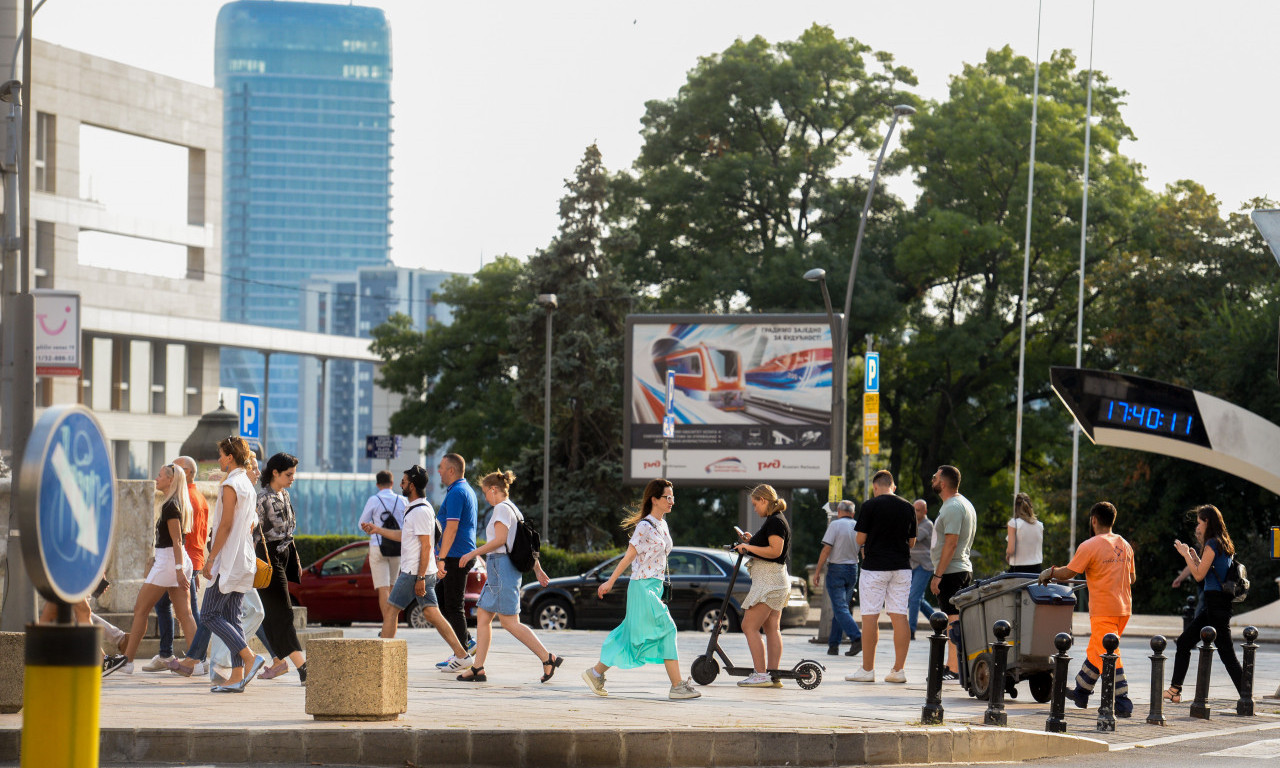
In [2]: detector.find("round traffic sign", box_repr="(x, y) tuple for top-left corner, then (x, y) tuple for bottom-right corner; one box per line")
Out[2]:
(16, 405), (117, 604)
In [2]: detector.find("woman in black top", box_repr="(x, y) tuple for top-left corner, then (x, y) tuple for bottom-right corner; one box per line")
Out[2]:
(732, 484), (791, 688)
(255, 452), (307, 683)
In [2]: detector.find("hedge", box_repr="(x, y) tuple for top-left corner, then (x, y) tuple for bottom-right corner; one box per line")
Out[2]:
(294, 534), (618, 579)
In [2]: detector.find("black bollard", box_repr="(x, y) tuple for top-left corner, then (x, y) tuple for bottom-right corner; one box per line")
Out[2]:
(1045, 632), (1073, 733)
(1182, 594), (1196, 632)
(1189, 625), (1216, 720)
(1237, 626), (1258, 717)
(1146, 635), (1167, 726)
(921, 611), (950, 725)
(984, 620), (1012, 727)
(1096, 633), (1119, 732)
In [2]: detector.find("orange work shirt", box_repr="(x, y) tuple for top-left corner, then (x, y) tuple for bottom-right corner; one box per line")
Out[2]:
(185, 483), (210, 570)
(1066, 532), (1135, 617)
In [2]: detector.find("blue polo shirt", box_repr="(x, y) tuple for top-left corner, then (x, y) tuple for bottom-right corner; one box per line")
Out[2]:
(439, 478), (478, 558)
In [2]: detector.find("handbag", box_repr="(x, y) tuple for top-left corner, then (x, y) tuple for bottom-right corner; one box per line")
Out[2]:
(254, 556), (272, 589)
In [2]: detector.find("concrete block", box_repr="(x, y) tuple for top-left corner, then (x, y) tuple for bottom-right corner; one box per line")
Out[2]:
(413, 729), (470, 767)
(573, 729), (623, 768)
(192, 728), (249, 762)
(304, 638), (406, 721)
(1044, 732), (1108, 757)
(0, 729), (20, 762)
(968, 726), (1014, 762)
(757, 729), (799, 767)
(949, 727), (972, 763)
(796, 730), (836, 767)
(526, 730), (567, 767)
(361, 729), (415, 766)
(304, 729), (362, 764)
(925, 727), (954, 763)
(248, 728), (306, 762)
(863, 730), (900, 765)
(711, 729), (756, 767)
(832, 730), (866, 766)
(621, 729), (671, 768)
(468, 728), (511, 767)
(0, 633), (23, 713)
(99, 729), (137, 763)
(667, 730), (713, 768)
(899, 730), (929, 765)
(134, 728), (192, 762)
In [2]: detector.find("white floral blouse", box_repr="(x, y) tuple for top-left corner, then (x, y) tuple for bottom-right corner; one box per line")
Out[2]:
(629, 515), (672, 580)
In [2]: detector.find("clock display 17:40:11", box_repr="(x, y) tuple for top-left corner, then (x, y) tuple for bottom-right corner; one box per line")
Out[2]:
(1101, 398), (1196, 436)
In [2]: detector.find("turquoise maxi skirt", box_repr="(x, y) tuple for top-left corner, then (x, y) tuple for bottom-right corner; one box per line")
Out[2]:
(599, 578), (678, 669)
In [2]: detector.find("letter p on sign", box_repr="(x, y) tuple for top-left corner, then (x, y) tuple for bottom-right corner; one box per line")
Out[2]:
(239, 394), (260, 440)
(865, 352), (880, 393)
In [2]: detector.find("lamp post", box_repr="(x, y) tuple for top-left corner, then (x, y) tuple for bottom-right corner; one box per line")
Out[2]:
(804, 268), (844, 491)
(841, 104), (914, 499)
(536, 293), (557, 542)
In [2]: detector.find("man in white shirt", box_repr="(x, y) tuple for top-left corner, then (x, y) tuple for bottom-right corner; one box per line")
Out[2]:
(363, 465), (473, 671)
(813, 500), (862, 657)
(358, 470), (405, 638)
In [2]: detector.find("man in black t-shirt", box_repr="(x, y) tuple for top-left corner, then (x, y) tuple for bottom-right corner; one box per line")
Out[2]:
(846, 470), (917, 684)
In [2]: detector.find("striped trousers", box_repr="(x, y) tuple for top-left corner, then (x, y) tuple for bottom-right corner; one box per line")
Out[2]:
(1073, 614), (1130, 701)
(200, 576), (248, 668)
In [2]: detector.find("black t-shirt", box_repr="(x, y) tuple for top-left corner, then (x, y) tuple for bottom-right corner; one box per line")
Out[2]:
(748, 512), (791, 564)
(155, 500), (183, 549)
(855, 493), (917, 571)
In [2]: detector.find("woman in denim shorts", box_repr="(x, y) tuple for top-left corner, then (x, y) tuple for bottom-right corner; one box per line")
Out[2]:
(456, 470), (559, 683)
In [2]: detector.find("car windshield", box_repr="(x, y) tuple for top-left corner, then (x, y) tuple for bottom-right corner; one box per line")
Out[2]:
(319, 546), (365, 577)
(704, 550), (749, 580)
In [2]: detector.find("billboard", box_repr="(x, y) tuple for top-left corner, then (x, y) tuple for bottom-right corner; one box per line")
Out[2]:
(624, 314), (846, 487)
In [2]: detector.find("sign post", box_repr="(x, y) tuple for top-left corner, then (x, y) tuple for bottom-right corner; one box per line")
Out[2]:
(661, 370), (675, 477)
(365, 435), (402, 471)
(862, 346), (880, 499)
(16, 405), (116, 768)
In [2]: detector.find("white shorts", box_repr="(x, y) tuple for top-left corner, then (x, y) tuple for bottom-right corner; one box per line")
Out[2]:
(859, 568), (912, 615)
(145, 547), (192, 588)
(369, 544), (401, 590)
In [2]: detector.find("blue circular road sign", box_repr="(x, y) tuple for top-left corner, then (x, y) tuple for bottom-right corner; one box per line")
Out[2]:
(17, 405), (117, 604)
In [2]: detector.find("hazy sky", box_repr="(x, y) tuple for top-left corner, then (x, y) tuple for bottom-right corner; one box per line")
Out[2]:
(35, 0), (1280, 274)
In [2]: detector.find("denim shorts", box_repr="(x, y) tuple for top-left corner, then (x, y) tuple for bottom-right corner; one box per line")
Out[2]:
(387, 570), (439, 611)
(477, 553), (521, 616)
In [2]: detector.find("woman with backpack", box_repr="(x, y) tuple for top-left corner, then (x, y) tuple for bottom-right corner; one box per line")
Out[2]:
(456, 470), (559, 683)
(1164, 504), (1245, 703)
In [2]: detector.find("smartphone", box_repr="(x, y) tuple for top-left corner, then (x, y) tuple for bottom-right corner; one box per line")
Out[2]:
(733, 526), (746, 539)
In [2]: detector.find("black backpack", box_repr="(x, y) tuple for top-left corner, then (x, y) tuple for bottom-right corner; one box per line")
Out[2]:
(376, 496), (403, 557)
(1222, 558), (1250, 603)
(502, 501), (541, 572)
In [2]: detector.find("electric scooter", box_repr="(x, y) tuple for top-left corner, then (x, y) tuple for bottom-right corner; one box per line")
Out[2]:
(688, 543), (824, 689)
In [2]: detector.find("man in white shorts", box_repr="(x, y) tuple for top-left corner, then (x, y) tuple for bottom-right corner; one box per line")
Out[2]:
(358, 470), (405, 638)
(848, 470), (917, 684)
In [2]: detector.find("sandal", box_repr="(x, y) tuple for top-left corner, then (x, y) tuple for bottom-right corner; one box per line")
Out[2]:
(457, 666), (486, 682)
(541, 654), (565, 683)
(1163, 685), (1182, 704)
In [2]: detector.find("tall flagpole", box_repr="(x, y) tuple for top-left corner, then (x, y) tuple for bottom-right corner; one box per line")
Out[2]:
(1012, 0), (1043, 501)
(1069, 0), (1097, 553)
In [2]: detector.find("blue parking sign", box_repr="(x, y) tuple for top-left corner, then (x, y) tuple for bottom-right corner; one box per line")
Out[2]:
(239, 394), (260, 440)
(865, 352), (880, 393)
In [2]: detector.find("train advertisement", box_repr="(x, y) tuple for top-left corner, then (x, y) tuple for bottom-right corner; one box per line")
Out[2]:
(624, 314), (845, 486)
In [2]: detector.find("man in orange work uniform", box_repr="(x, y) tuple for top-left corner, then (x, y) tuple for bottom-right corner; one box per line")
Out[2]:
(1038, 501), (1136, 717)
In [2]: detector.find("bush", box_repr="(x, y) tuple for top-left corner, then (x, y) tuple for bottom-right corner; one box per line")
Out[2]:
(295, 534), (365, 566)
(537, 545), (621, 579)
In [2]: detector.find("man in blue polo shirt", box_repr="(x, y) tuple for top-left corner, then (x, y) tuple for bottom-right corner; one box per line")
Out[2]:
(434, 452), (478, 667)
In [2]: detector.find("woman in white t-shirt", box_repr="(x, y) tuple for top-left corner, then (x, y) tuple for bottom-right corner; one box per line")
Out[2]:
(1005, 492), (1044, 574)
(457, 470), (556, 683)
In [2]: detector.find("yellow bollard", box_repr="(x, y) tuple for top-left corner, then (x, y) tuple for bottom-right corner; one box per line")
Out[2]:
(22, 624), (100, 768)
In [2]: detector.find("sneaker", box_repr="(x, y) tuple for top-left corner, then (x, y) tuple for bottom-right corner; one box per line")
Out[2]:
(465, 637), (477, 654)
(436, 656), (454, 670)
(1069, 687), (1090, 709)
(769, 677), (784, 688)
(669, 678), (702, 700)
(141, 654), (176, 672)
(941, 669), (959, 682)
(166, 658), (208, 678)
(737, 672), (774, 688)
(102, 655), (130, 677)
(884, 668), (907, 684)
(845, 668), (875, 683)
(1115, 695), (1133, 718)
(827, 646), (840, 656)
(581, 668), (608, 697)
(444, 654), (474, 673)
(845, 639), (862, 657)
(298, 661), (307, 686)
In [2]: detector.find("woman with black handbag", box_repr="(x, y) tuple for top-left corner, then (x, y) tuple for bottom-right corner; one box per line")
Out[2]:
(254, 452), (308, 684)
(581, 478), (700, 700)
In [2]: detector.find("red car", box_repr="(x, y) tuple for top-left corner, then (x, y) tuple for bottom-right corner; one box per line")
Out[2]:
(288, 541), (487, 628)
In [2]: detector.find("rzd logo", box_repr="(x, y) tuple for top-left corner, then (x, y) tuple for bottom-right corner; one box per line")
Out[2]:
(757, 460), (781, 471)
(643, 460), (660, 470)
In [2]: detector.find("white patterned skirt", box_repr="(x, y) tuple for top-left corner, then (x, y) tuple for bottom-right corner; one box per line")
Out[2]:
(742, 558), (790, 611)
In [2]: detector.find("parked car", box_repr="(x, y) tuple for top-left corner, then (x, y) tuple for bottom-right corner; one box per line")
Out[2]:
(520, 546), (808, 632)
(288, 541), (486, 628)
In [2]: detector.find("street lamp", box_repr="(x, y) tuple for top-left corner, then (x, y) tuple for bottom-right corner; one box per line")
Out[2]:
(535, 293), (557, 542)
(804, 269), (844, 488)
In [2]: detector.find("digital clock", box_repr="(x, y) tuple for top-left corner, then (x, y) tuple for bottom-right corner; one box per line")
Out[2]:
(1097, 398), (1197, 438)
(1050, 367), (1211, 448)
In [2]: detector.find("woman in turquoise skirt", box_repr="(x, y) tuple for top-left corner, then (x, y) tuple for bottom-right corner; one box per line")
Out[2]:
(581, 478), (701, 700)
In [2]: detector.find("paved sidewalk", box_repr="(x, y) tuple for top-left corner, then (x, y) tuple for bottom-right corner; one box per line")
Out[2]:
(2, 623), (1277, 766)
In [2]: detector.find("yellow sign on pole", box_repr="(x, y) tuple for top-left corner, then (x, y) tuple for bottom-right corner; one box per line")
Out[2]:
(1272, 526), (1280, 559)
(828, 475), (843, 504)
(864, 392), (879, 412)
(863, 393), (880, 455)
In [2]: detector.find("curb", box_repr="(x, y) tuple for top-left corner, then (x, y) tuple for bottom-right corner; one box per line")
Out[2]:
(0, 725), (1108, 766)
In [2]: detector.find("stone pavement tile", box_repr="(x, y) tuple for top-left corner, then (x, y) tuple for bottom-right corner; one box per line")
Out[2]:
(757, 728), (800, 766)
(968, 725), (1014, 762)
(863, 730), (901, 765)
(711, 729), (756, 767)
(98, 729), (135, 763)
(0, 730), (16, 762)
(136, 726), (194, 762)
(572, 729), (623, 768)
(922, 728), (955, 763)
(669, 729), (715, 767)
(831, 730), (866, 765)
(361, 728), (415, 766)
(469, 728), (511, 768)
(621, 729), (671, 768)
(248, 728), (306, 763)
(898, 729), (929, 764)
(419, 729), (471, 767)
(526, 729), (567, 767)
(191, 729), (248, 762)
(303, 728), (363, 764)
(1044, 732), (1108, 757)
(796, 730), (836, 767)
(947, 727), (971, 763)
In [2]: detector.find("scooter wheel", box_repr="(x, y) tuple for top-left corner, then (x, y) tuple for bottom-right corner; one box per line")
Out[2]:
(795, 660), (823, 690)
(691, 655), (719, 686)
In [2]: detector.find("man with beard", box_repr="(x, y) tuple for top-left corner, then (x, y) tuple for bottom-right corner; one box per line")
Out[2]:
(928, 465), (976, 681)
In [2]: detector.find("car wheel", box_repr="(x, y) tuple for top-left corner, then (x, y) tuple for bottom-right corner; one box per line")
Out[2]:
(534, 598), (573, 631)
(695, 602), (738, 633)
(408, 603), (429, 629)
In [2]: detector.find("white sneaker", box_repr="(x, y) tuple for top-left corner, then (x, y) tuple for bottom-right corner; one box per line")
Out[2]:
(737, 672), (774, 687)
(669, 678), (702, 699)
(581, 668), (608, 697)
(444, 654), (474, 673)
(141, 654), (175, 672)
(884, 668), (907, 684)
(845, 668), (875, 682)
(189, 660), (209, 677)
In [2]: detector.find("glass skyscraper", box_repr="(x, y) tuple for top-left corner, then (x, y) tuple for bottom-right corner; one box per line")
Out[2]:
(215, 0), (392, 462)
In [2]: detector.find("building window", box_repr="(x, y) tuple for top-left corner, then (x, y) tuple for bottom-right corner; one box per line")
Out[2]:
(35, 112), (54, 193)
(34, 220), (53, 288)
